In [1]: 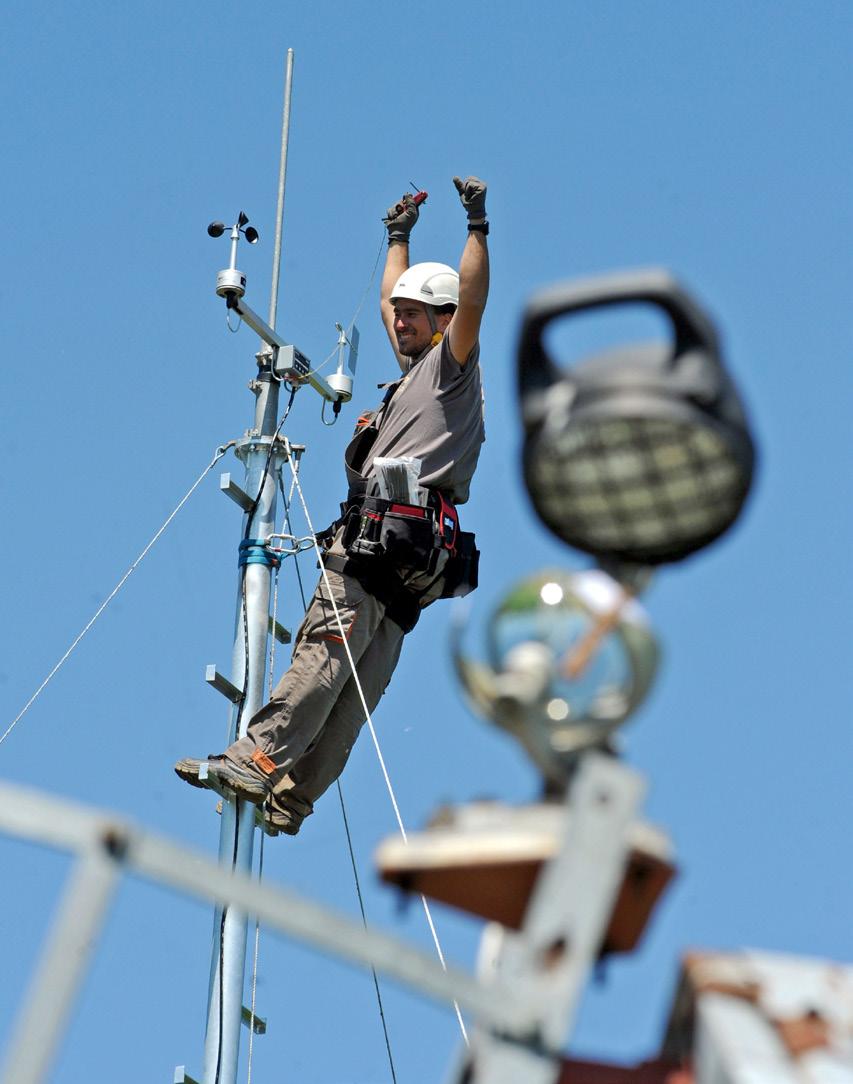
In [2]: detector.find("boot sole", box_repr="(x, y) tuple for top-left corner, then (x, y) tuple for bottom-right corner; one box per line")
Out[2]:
(174, 758), (269, 804)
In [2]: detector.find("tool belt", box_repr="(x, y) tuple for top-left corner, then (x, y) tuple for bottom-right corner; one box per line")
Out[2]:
(321, 553), (423, 633)
(317, 484), (480, 632)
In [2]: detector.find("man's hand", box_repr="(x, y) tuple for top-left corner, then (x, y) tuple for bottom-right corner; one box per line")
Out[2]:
(383, 193), (419, 244)
(453, 175), (488, 222)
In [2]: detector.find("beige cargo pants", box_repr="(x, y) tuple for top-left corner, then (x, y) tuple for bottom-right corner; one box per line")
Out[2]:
(224, 535), (446, 832)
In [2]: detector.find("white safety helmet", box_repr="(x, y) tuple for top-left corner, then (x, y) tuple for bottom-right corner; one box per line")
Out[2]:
(390, 262), (459, 308)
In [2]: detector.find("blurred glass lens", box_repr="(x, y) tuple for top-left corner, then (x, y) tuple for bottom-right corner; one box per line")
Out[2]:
(529, 417), (747, 562)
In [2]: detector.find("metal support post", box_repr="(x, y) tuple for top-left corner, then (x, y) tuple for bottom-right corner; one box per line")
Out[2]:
(202, 436), (285, 1083)
(449, 754), (645, 1084)
(200, 50), (296, 1084)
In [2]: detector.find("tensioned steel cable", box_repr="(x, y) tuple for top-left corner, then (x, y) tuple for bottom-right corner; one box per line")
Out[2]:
(246, 463), (301, 1084)
(245, 823), (265, 1084)
(277, 468), (399, 1083)
(1, 441), (236, 750)
(345, 232), (386, 338)
(305, 230), (385, 381)
(3, 218), (385, 750)
(283, 443), (469, 1045)
(335, 779), (399, 1082)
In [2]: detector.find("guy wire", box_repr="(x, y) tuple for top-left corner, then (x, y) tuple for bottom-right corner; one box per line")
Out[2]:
(283, 444), (469, 1045)
(306, 230), (385, 380)
(277, 469), (400, 1082)
(2, 440), (236, 749)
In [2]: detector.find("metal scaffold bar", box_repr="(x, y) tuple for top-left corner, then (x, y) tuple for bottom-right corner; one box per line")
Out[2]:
(0, 840), (121, 1084)
(0, 780), (531, 1072)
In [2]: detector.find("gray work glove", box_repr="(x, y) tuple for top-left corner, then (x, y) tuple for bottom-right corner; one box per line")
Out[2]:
(453, 175), (488, 222)
(382, 193), (419, 244)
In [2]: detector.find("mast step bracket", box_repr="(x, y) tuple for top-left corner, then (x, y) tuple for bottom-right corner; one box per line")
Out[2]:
(219, 472), (255, 512)
(269, 617), (291, 644)
(242, 1005), (268, 1034)
(205, 665), (242, 703)
(215, 799), (280, 838)
(173, 1068), (200, 1084)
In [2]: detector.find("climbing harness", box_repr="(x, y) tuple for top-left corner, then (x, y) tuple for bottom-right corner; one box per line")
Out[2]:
(312, 367), (480, 633)
(223, 462), (404, 1081)
(336, 488), (479, 592)
(319, 489), (479, 634)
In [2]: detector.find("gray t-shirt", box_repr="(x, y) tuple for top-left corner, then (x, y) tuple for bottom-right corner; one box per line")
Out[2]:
(350, 336), (485, 505)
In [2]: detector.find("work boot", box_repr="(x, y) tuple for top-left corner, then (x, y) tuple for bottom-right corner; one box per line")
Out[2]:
(174, 755), (270, 804)
(262, 796), (305, 837)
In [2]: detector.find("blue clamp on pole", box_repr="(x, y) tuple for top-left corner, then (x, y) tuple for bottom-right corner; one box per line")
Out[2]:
(238, 538), (281, 569)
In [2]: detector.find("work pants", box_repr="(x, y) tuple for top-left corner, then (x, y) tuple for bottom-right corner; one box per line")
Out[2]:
(225, 540), (445, 830)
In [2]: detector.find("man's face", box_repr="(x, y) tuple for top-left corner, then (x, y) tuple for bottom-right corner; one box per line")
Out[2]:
(392, 299), (436, 357)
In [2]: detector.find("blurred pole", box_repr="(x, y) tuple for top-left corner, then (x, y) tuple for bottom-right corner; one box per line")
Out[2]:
(1, 845), (120, 1084)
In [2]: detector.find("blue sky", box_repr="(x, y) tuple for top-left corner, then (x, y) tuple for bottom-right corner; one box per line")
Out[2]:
(1, 2), (851, 1081)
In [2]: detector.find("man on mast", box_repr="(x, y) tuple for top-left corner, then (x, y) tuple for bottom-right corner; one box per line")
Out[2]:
(175, 175), (489, 836)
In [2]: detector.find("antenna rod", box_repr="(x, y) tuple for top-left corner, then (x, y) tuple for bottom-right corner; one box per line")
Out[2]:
(267, 48), (294, 332)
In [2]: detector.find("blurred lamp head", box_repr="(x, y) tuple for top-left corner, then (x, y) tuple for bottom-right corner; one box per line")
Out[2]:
(452, 568), (659, 786)
(518, 269), (756, 566)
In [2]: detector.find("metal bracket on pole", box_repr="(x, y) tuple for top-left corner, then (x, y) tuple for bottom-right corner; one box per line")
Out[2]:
(241, 1006), (267, 1035)
(205, 665), (242, 704)
(269, 617), (291, 645)
(283, 441), (305, 464)
(220, 473), (254, 512)
(228, 295), (340, 405)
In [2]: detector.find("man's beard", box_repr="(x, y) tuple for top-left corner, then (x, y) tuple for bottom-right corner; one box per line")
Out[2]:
(396, 335), (429, 357)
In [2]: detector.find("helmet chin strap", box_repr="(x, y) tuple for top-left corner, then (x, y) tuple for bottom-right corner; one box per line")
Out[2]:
(425, 305), (444, 346)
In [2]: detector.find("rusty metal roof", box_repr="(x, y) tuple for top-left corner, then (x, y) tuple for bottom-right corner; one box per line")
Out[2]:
(662, 949), (853, 1081)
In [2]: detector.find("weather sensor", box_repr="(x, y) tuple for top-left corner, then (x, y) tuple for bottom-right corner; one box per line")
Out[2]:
(208, 212), (344, 404)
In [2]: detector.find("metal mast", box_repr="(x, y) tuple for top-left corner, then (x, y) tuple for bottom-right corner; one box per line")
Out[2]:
(202, 49), (295, 1084)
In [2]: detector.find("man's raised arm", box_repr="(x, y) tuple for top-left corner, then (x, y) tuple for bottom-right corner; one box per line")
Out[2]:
(380, 193), (419, 371)
(446, 175), (490, 368)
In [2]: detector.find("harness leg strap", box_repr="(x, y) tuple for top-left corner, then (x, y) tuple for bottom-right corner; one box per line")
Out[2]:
(321, 553), (422, 634)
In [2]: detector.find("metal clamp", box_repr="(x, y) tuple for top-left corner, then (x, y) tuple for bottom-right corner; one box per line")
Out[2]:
(238, 538), (281, 569)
